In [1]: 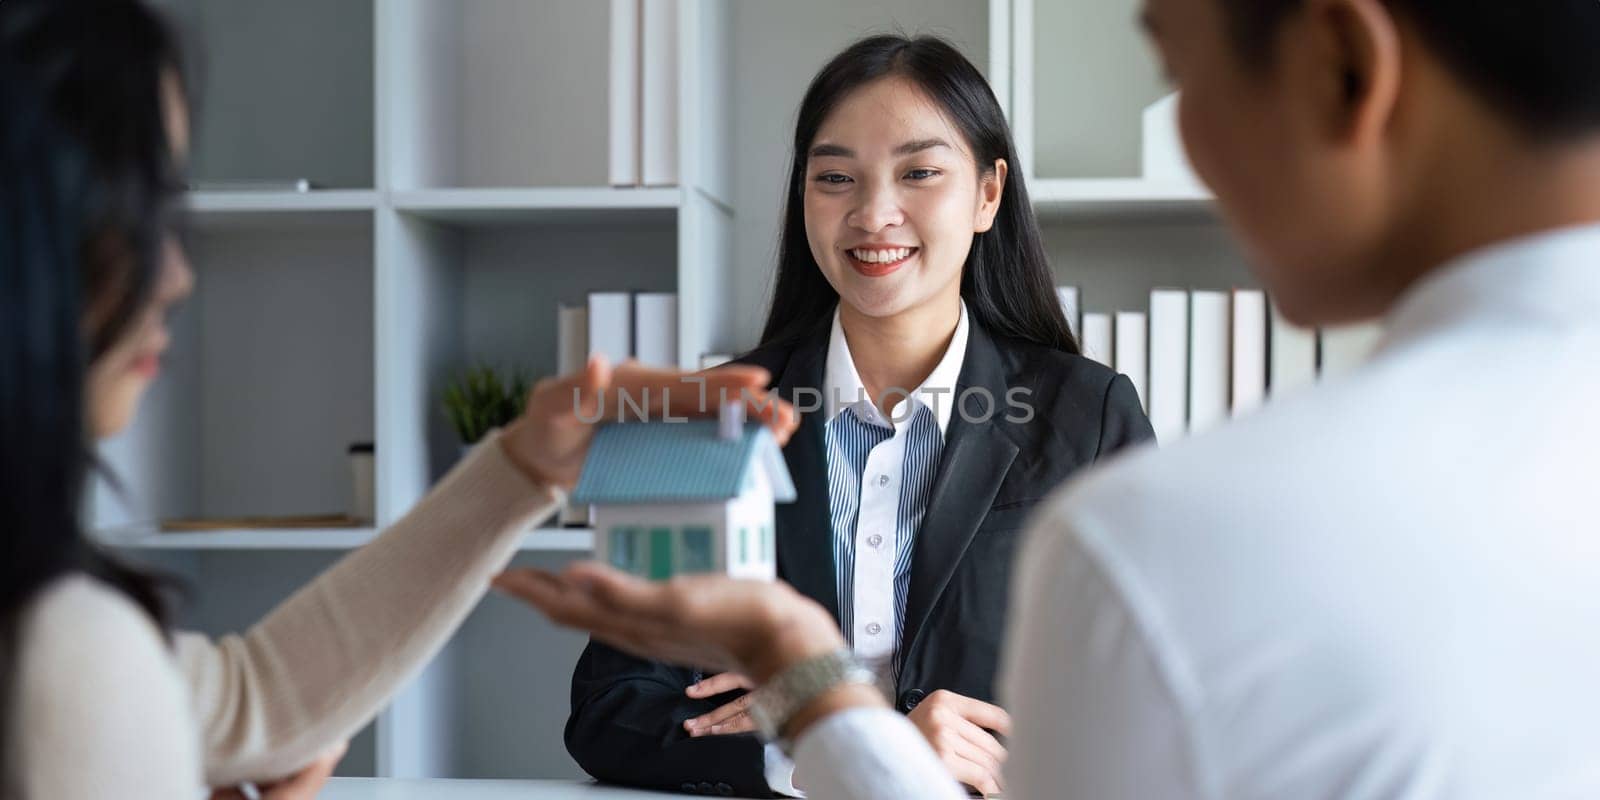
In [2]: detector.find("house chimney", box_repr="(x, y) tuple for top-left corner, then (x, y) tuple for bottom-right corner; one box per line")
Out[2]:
(719, 400), (745, 441)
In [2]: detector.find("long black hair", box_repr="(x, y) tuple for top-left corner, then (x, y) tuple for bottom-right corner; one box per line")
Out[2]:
(759, 34), (1077, 354)
(0, 0), (188, 783)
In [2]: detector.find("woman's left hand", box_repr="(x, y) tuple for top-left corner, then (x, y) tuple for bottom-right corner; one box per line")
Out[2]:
(493, 562), (843, 684)
(684, 671), (758, 736)
(500, 356), (798, 489)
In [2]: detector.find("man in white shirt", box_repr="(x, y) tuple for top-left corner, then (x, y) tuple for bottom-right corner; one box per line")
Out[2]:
(500, 0), (1600, 797)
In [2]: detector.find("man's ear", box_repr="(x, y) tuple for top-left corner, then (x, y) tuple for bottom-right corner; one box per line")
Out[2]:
(975, 158), (1008, 233)
(1303, 0), (1402, 146)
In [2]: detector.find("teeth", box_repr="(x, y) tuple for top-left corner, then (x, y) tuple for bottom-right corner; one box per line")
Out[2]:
(850, 247), (913, 263)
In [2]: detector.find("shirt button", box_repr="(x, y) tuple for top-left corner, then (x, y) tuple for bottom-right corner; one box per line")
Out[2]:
(877, 474), (890, 487)
(866, 534), (883, 548)
(866, 622), (882, 636)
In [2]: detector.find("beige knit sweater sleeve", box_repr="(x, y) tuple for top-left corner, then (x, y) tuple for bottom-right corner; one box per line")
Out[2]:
(175, 433), (562, 787)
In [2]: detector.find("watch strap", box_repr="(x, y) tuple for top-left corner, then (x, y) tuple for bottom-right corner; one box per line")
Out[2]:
(749, 648), (878, 752)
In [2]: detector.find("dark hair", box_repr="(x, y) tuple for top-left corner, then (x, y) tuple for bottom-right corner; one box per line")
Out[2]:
(759, 34), (1077, 354)
(1219, 0), (1600, 142)
(0, 0), (187, 781)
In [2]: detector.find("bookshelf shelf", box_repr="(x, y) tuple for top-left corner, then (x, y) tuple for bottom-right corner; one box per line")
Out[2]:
(187, 190), (381, 213)
(183, 190), (380, 230)
(391, 187), (681, 225)
(103, 526), (595, 552)
(105, 527), (379, 550)
(1029, 178), (1215, 221)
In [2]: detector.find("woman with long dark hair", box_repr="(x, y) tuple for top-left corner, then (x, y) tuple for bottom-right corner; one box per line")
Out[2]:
(565, 34), (1154, 796)
(0, 2), (792, 797)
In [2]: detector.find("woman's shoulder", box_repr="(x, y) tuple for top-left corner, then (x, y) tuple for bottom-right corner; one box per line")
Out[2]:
(731, 338), (808, 386)
(986, 334), (1151, 440)
(989, 334), (1122, 394)
(19, 573), (169, 655)
(13, 574), (199, 796)
(731, 342), (790, 376)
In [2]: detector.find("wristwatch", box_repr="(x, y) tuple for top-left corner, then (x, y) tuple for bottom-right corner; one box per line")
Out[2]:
(749, 648), (879, 753)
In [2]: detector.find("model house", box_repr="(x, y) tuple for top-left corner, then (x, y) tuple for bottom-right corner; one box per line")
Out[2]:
(571, 405), (795, 581)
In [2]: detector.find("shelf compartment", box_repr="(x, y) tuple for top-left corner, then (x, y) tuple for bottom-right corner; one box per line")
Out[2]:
(383, 0), (621, 190)
(1015, 0), (1170, 181)
(92, 219), (376, 532)
(164, 0), (375, 189)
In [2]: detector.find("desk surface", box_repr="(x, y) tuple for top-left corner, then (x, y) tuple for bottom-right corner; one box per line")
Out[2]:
(322, 778), (723, 799)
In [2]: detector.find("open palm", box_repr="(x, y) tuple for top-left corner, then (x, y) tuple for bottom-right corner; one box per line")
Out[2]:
(494, 561), (844, 683)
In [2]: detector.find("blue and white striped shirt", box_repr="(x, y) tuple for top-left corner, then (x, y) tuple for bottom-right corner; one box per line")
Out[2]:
(820, 302), (968, 685)
(825, 404), (944, 682)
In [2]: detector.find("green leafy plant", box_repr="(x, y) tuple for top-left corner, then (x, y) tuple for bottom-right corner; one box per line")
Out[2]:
(442, 365), (530, 445)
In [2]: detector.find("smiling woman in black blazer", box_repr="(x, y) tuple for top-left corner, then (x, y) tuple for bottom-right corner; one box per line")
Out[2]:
(564, 35), (1152, 798)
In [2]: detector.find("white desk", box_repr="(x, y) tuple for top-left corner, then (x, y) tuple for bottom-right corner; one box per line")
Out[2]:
(321, 778), (730, 798)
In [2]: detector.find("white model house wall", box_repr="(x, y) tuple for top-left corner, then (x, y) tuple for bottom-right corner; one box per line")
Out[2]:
(722, 469), (777, 581)
(592, 502), (726, 573)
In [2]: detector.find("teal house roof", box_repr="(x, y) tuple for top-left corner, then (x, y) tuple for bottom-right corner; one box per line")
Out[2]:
(571, 421), (797, 505)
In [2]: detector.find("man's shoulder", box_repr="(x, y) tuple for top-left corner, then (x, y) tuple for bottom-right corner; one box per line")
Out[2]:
(1038, 378), (1383, 575)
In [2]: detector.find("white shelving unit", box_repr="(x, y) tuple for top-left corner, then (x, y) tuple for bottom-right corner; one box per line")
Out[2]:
(98, 0), (734, 782)
(98, 0), (1252, 784)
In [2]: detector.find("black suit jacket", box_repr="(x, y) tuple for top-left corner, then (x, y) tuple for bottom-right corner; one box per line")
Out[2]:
(565, 316), (1155, 797)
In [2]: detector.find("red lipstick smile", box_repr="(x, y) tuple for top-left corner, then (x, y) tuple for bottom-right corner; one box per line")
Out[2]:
(845, 245), (919, 278)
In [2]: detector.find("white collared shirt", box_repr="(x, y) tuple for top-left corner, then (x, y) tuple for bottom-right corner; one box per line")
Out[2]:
(787, 224), (1600, 799)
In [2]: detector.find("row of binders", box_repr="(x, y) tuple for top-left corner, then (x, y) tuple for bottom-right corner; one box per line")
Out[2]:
(1056, 286), (1384, 444)
(558, 292), (681, 375)
(609, 0), (678, 187)
(559, 284), (1381, 447)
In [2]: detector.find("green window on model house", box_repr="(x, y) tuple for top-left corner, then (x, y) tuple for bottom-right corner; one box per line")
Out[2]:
(649, 527), (673, 580)
(738, 526), (750, 565)
(609, 527), (643, 575)
(680, 526), (713, 573)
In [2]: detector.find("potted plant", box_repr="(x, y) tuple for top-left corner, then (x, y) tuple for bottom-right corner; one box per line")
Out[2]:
(442, 365), (530, 456)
